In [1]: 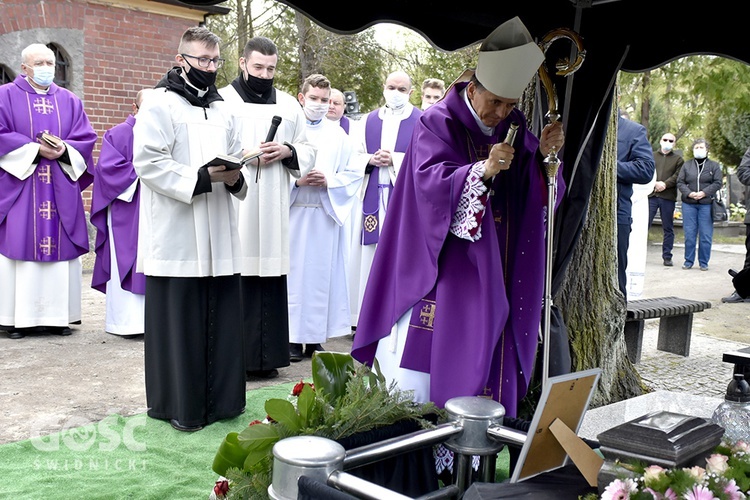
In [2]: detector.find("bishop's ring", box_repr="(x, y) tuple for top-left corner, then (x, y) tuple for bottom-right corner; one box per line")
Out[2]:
(498, 159), (506, 165)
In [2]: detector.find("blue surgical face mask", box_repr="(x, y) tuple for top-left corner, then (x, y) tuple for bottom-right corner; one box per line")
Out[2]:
(31, 66), (55, 87)
(693, 147), (707, 160)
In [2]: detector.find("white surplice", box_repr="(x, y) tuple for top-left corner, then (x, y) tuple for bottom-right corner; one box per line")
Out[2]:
(287, 119), (362, 343)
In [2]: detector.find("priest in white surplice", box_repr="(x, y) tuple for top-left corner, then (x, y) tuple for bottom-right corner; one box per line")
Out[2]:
(347, 70), (421, 328)
(0, 43), (97, 340)
(287, 74), (362, 361)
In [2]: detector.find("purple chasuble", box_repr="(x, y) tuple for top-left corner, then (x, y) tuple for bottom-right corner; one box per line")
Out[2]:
(91, 115), (145, 295)
(361, 107), (421, 245)
(351, 82), (566, 416)
(0, 76), (96, 262)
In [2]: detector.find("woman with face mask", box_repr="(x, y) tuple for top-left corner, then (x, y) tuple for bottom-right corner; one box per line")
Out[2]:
(676, 138), (724, 271)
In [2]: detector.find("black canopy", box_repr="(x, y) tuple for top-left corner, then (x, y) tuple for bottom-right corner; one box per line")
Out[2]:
(184, 0), (750, 293)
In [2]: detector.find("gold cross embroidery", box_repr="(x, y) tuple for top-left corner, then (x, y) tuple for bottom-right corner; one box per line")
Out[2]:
(38, 201), (56, 220)
(37, 164), (52, 184)
(39, 236), (56, 256)
(481, 386), (494, 399)
(33, 98), (55, 115)
(363, 214), (378, 233)
(419, 302), (436, 328)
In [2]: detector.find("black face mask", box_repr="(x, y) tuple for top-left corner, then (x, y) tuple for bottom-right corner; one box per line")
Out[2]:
(184, 63), (217, 90)
(244, 73), (274, 94)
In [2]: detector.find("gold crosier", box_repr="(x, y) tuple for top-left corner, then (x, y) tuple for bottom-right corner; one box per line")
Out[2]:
(537, 27), (585, 391)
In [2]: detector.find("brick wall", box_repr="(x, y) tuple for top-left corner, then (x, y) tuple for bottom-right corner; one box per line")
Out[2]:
(0, 0), (201, 211)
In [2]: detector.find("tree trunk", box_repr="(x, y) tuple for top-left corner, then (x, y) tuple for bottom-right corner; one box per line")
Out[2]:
(555, 103), (646, 408)
(295, 13), (314, 84)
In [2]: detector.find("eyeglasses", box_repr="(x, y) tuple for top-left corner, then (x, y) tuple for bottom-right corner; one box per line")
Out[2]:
(661, 138), (674, 143)
(181, 54), (225, 69)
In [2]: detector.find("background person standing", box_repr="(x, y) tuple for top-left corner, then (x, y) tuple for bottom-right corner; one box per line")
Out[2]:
(219, 36), (316, 380)
(0, 43), (97, 340)
(420, 77), (445, 110)
(676, 138), (723, 272)
(616, 114), (656, 299)
(347, 70), (421, 329)
(326, 88), (351, 134)
(91, 88), (151, 339)
(287, 74), (361, 360)
(648, 132), (684, 267)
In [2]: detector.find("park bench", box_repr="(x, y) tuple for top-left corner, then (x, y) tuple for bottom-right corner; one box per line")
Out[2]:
(624, 296), (712, 364)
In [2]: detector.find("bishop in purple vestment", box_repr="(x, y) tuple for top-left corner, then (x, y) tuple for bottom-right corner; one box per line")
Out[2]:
(351, 18), (566, 417)
(0, 44), (96, 338)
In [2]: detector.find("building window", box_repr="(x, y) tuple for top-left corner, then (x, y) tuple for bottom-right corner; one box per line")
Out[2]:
(46, 43), (70, 88)
(0, 65), (13, 85)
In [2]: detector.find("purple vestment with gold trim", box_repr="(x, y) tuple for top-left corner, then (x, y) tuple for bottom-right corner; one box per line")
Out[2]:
(0, 76), (95, 262)
(351, 81), (565, 416)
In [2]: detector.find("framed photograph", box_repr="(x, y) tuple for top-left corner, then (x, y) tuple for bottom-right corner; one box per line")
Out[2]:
(510, 368), (601, 483)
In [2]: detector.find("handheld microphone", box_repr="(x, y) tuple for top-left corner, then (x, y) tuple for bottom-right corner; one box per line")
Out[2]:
(503, 122), (519, 146)
(265, 116), (282, 143)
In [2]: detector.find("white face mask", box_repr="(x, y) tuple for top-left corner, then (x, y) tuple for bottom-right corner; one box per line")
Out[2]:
(693, 147), (707, 160)
(383, 89), (410, 110)
(304, 101), (329, 122)
(31, 66), (55, 87)
(660, 140), (674, 152)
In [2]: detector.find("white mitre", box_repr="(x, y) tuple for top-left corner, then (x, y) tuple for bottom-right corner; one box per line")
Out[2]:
(475, 16), (545, 99)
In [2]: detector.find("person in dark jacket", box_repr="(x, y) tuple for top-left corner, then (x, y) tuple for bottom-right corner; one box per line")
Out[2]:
(617, 114), (656, 299)
(676, 138), (723, 271)
(648, 132), (684, 266)
(722, 146), (750, 302)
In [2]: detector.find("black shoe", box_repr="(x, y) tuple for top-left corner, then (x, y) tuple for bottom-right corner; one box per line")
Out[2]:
(663, 259), (673, 267)
(7, 330), (25, 340)
(119, 334), (144, 340)
(246, 368), (279, 380)
(170, 419), (203, 432)
(289, 343), (303, 362)
(304, 344), (325, 357)
(47, 327), (72, 336)
(722, 291), (748, 303)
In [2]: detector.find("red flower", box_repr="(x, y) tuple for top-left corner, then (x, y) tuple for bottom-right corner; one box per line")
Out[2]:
(247, 420), (262, 427)
(214, 478), (229, 497)
(292, 380), (314, 396)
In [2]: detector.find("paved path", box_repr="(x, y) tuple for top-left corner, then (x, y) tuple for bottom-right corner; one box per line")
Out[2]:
(630, 242), (749, 399)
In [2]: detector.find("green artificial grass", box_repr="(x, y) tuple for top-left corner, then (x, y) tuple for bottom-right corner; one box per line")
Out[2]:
(0, 381), (510, 498)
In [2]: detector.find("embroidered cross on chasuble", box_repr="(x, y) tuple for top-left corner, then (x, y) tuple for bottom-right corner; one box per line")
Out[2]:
(30, 94), (63, 261)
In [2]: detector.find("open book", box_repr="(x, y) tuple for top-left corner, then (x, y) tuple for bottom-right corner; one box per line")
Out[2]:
(202, 150), (263, 170)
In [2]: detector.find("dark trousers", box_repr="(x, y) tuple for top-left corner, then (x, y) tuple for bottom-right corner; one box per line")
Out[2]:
(617, 223), (631, 299)
(745, 224), (750, 270)
(648, 197), (676, 260)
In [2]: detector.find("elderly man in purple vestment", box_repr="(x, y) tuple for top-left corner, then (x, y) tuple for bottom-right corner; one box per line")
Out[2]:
(351, 17), (566, 420)
(91, 89), (151, 339)
(0, 43), (96, 340)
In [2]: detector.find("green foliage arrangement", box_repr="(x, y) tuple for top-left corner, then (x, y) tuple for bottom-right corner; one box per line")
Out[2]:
(211, 352), (440, 499)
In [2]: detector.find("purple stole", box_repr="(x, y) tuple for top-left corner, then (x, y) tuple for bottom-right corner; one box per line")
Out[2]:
(339, 115), (350, 134)
(361, 107), (420, 245)
(0, 77), (95, 262)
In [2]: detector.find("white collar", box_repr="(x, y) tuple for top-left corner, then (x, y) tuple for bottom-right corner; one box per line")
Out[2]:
(461, 88), (495, 136)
